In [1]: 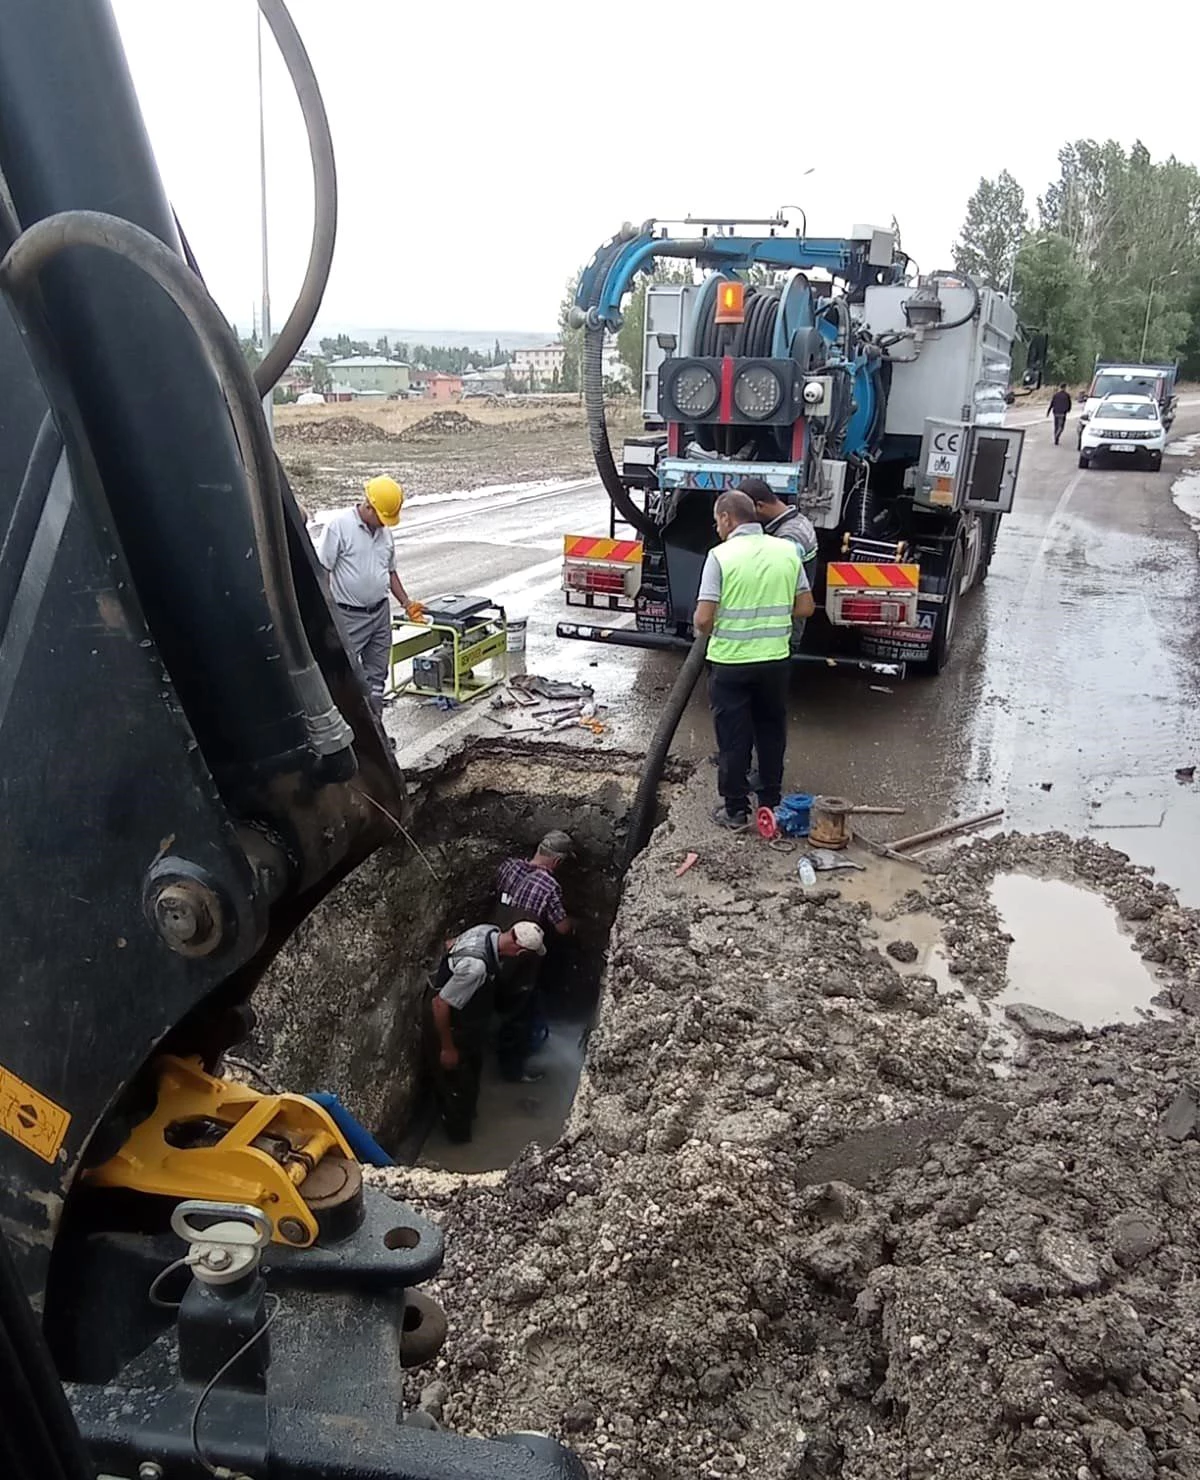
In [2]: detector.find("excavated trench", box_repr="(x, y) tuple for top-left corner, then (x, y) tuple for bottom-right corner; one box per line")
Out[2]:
(251, 743), (662, 1169)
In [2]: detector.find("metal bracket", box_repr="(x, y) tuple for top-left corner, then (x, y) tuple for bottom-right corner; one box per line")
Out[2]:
(84, 1056), (355, 1247)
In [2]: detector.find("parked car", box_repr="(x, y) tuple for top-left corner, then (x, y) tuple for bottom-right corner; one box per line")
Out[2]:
(1078, 394), (1165, 472)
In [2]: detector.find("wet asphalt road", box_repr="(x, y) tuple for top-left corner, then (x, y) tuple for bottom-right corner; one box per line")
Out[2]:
(384, 406), (1200, 904)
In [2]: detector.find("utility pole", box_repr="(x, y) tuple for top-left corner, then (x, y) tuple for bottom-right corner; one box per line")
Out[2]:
(1140, 270), (1178, 362)
(257, 6), (273, 437)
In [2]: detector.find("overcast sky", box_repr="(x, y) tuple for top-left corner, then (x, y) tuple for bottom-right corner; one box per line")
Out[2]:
(110, 0), (1197, 337)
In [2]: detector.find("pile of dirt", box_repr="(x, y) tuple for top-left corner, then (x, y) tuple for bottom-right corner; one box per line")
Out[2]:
(397, 410), (481, 441)
(276, 416), (395, 446)
(373, 774), (1200, 1479)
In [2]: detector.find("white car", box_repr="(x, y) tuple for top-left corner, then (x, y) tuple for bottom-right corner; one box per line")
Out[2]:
(1078, 394), (1165, 472)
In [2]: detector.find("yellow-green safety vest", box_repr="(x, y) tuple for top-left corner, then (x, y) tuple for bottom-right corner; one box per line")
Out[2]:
(707, 533), (800, 666)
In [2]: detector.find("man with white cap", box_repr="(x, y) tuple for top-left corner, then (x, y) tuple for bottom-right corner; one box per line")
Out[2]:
(424, 921), (545, 1143)
(313, 474), (422, 722)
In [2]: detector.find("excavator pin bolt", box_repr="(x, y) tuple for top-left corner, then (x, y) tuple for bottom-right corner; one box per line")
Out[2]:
(138, 1464), (163, 1480)
(278, 1217), (308, 1245)
(150, 880), (222, 957)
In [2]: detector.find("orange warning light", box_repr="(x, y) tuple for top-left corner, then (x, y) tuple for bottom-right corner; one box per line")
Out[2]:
(714, 280), (745, 324)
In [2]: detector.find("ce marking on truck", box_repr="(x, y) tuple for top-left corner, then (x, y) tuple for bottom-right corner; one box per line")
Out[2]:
(927, 428), (960, 478)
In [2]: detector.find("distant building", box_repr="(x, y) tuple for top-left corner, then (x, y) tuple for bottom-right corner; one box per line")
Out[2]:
(462, 365), (509, 398)
(409, 369), (463, 400)
(427, 373), (462, 401)
(512, 343), (565, 386)
(511, 338), (628, 389)
(327, 355), (411, 395)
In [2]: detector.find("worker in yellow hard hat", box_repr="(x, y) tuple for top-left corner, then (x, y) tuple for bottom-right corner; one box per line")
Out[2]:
(313, 474), (425, 725)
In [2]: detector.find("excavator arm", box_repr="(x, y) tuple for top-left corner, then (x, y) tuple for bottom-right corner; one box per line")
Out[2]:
(0, 2), (580, 1475)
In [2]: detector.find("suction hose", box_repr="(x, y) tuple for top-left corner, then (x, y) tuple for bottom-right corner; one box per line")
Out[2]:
(621, 632), (708, 868)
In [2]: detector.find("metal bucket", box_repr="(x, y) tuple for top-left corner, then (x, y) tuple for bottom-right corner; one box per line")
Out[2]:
(506, 618), (528, 654)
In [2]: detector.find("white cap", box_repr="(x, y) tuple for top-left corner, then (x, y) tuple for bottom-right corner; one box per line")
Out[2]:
(512, 921), (546, 956)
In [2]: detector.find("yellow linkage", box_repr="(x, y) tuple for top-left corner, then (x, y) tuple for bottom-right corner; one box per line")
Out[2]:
(84, 1055), (354, 1246)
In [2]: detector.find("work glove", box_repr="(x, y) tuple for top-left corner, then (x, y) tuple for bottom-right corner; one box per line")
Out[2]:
(406, 600), (427, 623)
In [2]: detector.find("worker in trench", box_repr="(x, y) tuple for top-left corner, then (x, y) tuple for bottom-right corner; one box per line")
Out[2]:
(491, 830), (576, 1083)
(424, 921), (547, 1142)
(312, 475), (424, 727)
(694, 490), (814, 830)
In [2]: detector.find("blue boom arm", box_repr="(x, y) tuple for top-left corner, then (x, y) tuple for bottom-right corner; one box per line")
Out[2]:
(575, 226), (904, 330)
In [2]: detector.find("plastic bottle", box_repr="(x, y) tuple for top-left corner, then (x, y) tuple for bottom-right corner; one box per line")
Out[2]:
(797, 856), (817, 889)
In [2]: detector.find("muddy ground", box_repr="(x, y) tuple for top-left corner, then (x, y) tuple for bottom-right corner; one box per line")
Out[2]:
(370, 768), (1200, 1480)
(275, 400), (642, 510)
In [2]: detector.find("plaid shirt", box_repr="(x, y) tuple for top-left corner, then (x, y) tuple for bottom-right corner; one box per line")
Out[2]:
(495, 857), (566, 928)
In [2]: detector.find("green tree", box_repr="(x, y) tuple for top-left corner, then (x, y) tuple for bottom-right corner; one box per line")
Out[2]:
(310, 356), (331, 392)
(375, 335), (391, 357)
(952, 170), (1027, 289)
(1012, 233), (1095, 381)
(492, 337), (502, 366)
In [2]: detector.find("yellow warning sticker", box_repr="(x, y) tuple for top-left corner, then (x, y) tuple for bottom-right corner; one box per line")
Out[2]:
(0, 1065), (71, 1164)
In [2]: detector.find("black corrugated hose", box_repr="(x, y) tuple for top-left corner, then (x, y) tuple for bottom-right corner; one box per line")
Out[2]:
(621, 632), (708, 868)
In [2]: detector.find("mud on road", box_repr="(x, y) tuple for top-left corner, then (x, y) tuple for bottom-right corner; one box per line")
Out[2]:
(373, 769), (1200, 1480)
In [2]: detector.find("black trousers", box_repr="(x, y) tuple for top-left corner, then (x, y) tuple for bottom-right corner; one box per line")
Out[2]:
(1052, 412), (1067, 444)
(709, 659), (789, 815)
(423, 991), (486, 1143)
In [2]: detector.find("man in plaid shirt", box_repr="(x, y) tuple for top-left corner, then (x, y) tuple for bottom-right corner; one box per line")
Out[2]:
(492, 831), (575, 1080)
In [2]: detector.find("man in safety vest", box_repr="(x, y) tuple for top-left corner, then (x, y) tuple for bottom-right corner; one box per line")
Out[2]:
(693, 490), (814, 830)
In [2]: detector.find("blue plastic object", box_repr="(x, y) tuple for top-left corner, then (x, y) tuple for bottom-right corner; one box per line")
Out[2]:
(774, 792), (813, 837)
(306, 1090), (393, 1167)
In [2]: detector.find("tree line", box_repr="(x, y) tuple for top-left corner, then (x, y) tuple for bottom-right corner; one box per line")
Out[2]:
(315, 333), (507, 375)
(953, 140), (1200, 382)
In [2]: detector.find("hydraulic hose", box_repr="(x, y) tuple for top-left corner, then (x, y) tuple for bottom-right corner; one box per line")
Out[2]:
(252, 0), (337, 396)
(0, 210), (353, 762)
(928, 269), (980, 332)
(621, 632), (708, 868)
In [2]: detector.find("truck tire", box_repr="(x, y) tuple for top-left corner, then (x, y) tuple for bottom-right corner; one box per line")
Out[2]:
(925, 541), (964, 677)
(1149, 451), (1162, 472)
(977, 514), (1000, 583)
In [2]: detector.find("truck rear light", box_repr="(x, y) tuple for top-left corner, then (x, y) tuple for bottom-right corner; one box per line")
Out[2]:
(840, 597), (903, 624)
(827, 586), (919, 628)
(570, 570), (626, 594)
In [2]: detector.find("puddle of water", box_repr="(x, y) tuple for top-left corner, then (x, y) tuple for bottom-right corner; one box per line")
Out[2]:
(868, 910), (1018, 1074)
(1171, 467), (1200, 540)
(420, 1010), (588, 1174)
(990, 873), (1161, 1028)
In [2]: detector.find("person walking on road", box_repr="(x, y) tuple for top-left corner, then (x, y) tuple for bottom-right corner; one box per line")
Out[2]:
(1048, 384), (1072, 446)
(313, 476), (423, 722)
(693, 490), (814, 830)
(424, 921), (546, 1142)
(492, 831), (575, 1082)
(740, 476), (817, 650)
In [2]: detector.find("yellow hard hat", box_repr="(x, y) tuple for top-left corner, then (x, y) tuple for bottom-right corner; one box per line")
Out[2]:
(364, 475), (404, 526)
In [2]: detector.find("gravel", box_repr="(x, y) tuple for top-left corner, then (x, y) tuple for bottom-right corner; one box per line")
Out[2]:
(369, 782), (1200, 1479)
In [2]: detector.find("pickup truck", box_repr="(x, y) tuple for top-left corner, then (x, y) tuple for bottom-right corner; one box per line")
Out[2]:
(1078, 361), (1178, 446)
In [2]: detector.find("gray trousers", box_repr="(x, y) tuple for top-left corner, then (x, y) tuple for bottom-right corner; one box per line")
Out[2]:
(338, 601), (391, 718)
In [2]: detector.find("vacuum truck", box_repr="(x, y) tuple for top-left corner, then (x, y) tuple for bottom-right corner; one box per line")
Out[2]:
(558, 217), (1025, 674)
